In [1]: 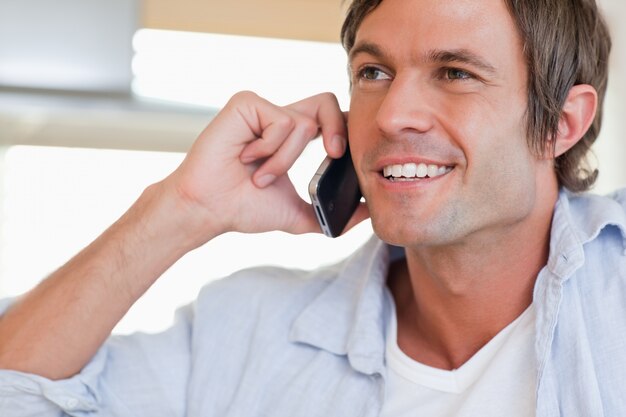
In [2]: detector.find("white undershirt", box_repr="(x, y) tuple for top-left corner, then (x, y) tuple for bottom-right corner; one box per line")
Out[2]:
(380, 300), (536, 417)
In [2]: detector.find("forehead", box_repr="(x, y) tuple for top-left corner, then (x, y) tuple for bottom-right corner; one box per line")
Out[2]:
(352, 0), (523, 67)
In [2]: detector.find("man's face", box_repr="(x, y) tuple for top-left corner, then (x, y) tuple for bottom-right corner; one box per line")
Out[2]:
(348, 0), (556, 248)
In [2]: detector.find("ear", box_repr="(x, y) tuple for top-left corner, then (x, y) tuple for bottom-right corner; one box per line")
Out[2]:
(553, 84), (598, 158)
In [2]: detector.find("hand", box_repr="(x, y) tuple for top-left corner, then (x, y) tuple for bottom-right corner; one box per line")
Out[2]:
(0, 92), (370, 380)
(162, 91), (369, 245)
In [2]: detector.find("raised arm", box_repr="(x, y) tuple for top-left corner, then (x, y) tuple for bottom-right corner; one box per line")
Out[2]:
(0, 91), (366, 380)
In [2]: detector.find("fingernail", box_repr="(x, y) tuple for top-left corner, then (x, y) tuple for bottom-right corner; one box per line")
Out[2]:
(333, 135), (347, 155)
(256, 174), (276, 188)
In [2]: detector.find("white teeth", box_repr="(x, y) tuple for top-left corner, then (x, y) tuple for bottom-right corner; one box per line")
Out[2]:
(383, 162), (452, 179)
(416, 163), (428, 178)
(401, 163), (417, 177)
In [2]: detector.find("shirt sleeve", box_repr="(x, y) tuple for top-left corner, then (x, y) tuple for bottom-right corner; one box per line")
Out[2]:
(0, 297), (194, 417)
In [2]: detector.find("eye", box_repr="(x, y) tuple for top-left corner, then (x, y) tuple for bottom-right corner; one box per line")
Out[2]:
(443, 68), (473, 81)
(357, 66), (391, 81)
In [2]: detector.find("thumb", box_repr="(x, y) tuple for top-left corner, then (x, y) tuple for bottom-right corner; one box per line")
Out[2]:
(340, 203), (370, 235)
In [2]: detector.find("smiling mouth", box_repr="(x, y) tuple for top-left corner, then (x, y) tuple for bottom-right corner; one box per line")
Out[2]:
(382, 162), (453, 181)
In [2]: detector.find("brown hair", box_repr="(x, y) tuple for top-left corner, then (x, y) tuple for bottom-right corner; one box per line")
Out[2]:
(341, 0), (612, 192)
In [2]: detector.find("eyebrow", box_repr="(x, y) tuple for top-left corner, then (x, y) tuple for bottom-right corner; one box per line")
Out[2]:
(349, 41), (498, 76)
(349, 41), (387, 63)
(427, 49), (497, 76)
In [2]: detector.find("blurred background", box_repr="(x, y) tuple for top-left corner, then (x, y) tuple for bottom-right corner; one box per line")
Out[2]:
(0, 0), (623, 334)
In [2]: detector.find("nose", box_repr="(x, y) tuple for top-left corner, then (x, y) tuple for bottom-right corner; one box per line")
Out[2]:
(375, 75), (435, 138)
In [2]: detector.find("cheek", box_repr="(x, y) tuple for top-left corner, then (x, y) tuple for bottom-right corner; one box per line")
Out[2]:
(445, 90), (528, 164)
(467, 129), (538, 219)
(347, 95), (382, 173)
(447, 94), (536, 198)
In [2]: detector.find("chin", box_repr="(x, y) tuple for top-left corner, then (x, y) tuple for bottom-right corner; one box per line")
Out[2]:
(369, 206), (466, 249)
(371, 216), (432, 248)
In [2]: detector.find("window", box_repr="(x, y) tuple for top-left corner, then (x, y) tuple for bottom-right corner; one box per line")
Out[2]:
(1, 23), (625, 335)
(0, 144), (372, 334)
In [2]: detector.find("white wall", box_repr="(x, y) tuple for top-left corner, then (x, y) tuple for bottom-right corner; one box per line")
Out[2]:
(0, 1), (624, 335)
(595, 0), (626, 194)
(0, 0), (137, 92)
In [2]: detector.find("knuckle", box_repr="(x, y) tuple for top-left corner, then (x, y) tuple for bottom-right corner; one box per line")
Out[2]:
(317, 92), (339, 105)
(300, 119), (320, 139)
(275, 115), (296, 132)
(228, 90), (258, 106)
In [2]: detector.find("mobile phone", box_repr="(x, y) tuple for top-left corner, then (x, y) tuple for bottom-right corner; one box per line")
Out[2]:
(308, 147), (362, 238)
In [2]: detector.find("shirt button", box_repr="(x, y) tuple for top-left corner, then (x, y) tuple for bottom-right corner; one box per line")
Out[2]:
(65, 398), (79, 409)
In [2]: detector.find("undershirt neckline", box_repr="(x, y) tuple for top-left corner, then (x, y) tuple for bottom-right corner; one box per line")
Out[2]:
(385, 300), (535, 394)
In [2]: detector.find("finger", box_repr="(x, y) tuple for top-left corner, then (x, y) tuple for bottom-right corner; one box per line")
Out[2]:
(239, 105), (319, 164)
(239, 115), (297, 163)
(211, 91), (303, 153)
(251, 116), (320, 187)
(288, 93), (347, 159)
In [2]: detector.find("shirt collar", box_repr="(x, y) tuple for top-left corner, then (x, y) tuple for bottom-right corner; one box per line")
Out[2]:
(288, 189), (626, 374)
(288, 236), (391, 376)
(547, 188), (626, 280)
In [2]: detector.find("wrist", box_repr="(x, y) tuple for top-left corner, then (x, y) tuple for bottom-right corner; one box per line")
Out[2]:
(130, 179), (223, 255)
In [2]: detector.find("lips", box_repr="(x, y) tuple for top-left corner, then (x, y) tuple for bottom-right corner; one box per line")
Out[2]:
(382, 162), (453, 180)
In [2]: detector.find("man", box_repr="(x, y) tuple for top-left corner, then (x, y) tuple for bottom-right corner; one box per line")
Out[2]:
(0, 0), (622, 415)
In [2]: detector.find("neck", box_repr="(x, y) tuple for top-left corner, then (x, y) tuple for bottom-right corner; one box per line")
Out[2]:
(388, 190), (557, 370)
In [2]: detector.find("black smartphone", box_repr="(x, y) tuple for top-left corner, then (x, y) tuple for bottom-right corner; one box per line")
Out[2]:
(308, 147), (362, 237)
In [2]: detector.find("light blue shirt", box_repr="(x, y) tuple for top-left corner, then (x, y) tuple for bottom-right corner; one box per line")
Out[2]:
(1, 189), (626, 417)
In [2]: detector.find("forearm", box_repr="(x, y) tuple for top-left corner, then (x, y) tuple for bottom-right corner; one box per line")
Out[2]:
(0, 181), (213, 380)
(0, 91), (351, 381)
